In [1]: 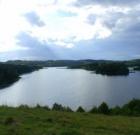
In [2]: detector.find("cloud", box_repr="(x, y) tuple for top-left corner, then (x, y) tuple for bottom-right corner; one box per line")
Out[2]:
(56, 10), (77, 17)
(24, 11), (45, 27)
(0, 0), (140, 60)
(17, 32), (45, 48)
(16, 32), (57, 59)
(0, 0), (113, 50)
(74, 0), (140, 7)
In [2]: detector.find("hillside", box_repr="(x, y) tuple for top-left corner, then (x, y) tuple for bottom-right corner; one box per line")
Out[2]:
(0, 107), (140, 135)
(0, 63), (42, 89)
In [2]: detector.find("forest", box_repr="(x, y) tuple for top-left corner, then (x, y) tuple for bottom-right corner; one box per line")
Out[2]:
(0, 63), (42, 88)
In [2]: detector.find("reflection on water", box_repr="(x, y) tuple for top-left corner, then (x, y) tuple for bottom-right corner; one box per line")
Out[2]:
(0, 67), (140, 110)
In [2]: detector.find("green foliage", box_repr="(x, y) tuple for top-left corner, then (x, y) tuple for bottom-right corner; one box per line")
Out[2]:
(42, 105), (50, 111)
(0, 106), (140, 135)
(4, 117), (15, 125)
(133, 66), (140, 71)
(60, 129), (82, 135)
(125, 59), (140, 67)
(52, 103), (73, 112)
(98, 102), (110, 115)
(110, 106), (121, 115)
(1, 59), (140, 89)
(0, 63), (41, 88)
(69, 61), (129, 76)
(95, 62), (129, 76)
(121, 99), (140, 116)
(96, 99), (140, 116)
(89, 99), (140, 116)
(76, 106), (85, 113)
(65, 107), (73, 112)
(0, 64), (19, 86)
(89, 106), (98, 114)
(52, 103), (65, 111)
(19, 105), (29, 109)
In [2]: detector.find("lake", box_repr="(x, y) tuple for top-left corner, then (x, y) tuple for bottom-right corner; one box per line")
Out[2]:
(0, 67), (140, 110)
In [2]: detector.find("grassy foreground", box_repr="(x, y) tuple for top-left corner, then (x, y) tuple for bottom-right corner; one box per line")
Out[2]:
(0, 107), (140, 135)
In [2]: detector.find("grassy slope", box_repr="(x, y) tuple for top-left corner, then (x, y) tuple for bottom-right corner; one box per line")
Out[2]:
(0, 108), (140, 135)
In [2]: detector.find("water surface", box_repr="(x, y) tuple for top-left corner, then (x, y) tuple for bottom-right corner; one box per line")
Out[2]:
(0, 67), (140, 110)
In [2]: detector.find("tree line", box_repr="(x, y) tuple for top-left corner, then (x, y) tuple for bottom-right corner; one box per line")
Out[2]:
(69, 62), (129, 76)
(0, 63), (41, 88)
(13, 99), (140, 116)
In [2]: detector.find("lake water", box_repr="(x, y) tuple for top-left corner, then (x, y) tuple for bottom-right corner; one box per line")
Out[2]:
(0, 67), (140, 110)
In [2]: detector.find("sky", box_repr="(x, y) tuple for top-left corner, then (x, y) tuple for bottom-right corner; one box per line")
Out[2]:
(0, 0), (140, 61)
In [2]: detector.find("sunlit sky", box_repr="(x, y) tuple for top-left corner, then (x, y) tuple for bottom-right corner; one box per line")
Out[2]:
(0, 0), (140, 60)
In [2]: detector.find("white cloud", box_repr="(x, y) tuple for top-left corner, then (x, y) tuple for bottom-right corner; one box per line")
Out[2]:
(0, 0), (114, 51)
(0, 0), (139, 52)
(23, 1), (113, 47)
(0, 0), (32, 52)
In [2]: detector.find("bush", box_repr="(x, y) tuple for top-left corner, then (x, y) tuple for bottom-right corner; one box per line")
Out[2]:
(4, 117), (15, 125)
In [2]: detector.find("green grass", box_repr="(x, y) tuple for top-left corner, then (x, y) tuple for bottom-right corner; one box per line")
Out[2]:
(0, 107), (140, 135)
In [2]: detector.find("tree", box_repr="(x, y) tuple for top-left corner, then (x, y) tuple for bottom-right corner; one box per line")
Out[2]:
(52, 103), (64, 111)
(76, 106), (85, 112)
(122, 99), (140, 116)
(110, 106), (121, 115)
(98, 102), (109, 115)
(89, 106), (98, 113)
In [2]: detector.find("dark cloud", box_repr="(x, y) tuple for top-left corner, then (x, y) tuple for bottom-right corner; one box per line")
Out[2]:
(74, 0), (140, 7)
(24, 12), (45, 27)
(1, 30), (140, 61)
(16, 32), (57, 59)
(103, 13), (124, 29)
(124, 22), (140, 33)
(113, 13), (140, 37)
(87, 12), (124, 29)
(86, 3), (140, 43)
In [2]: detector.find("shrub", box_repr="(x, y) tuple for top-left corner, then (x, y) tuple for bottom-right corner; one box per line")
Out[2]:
(4, 117), (15, 125)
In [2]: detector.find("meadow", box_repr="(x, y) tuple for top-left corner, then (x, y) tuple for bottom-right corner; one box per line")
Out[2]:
(0, 106), (140, 135)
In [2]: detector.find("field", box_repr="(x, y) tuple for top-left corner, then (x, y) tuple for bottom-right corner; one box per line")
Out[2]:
(0, 107), (140, 135)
